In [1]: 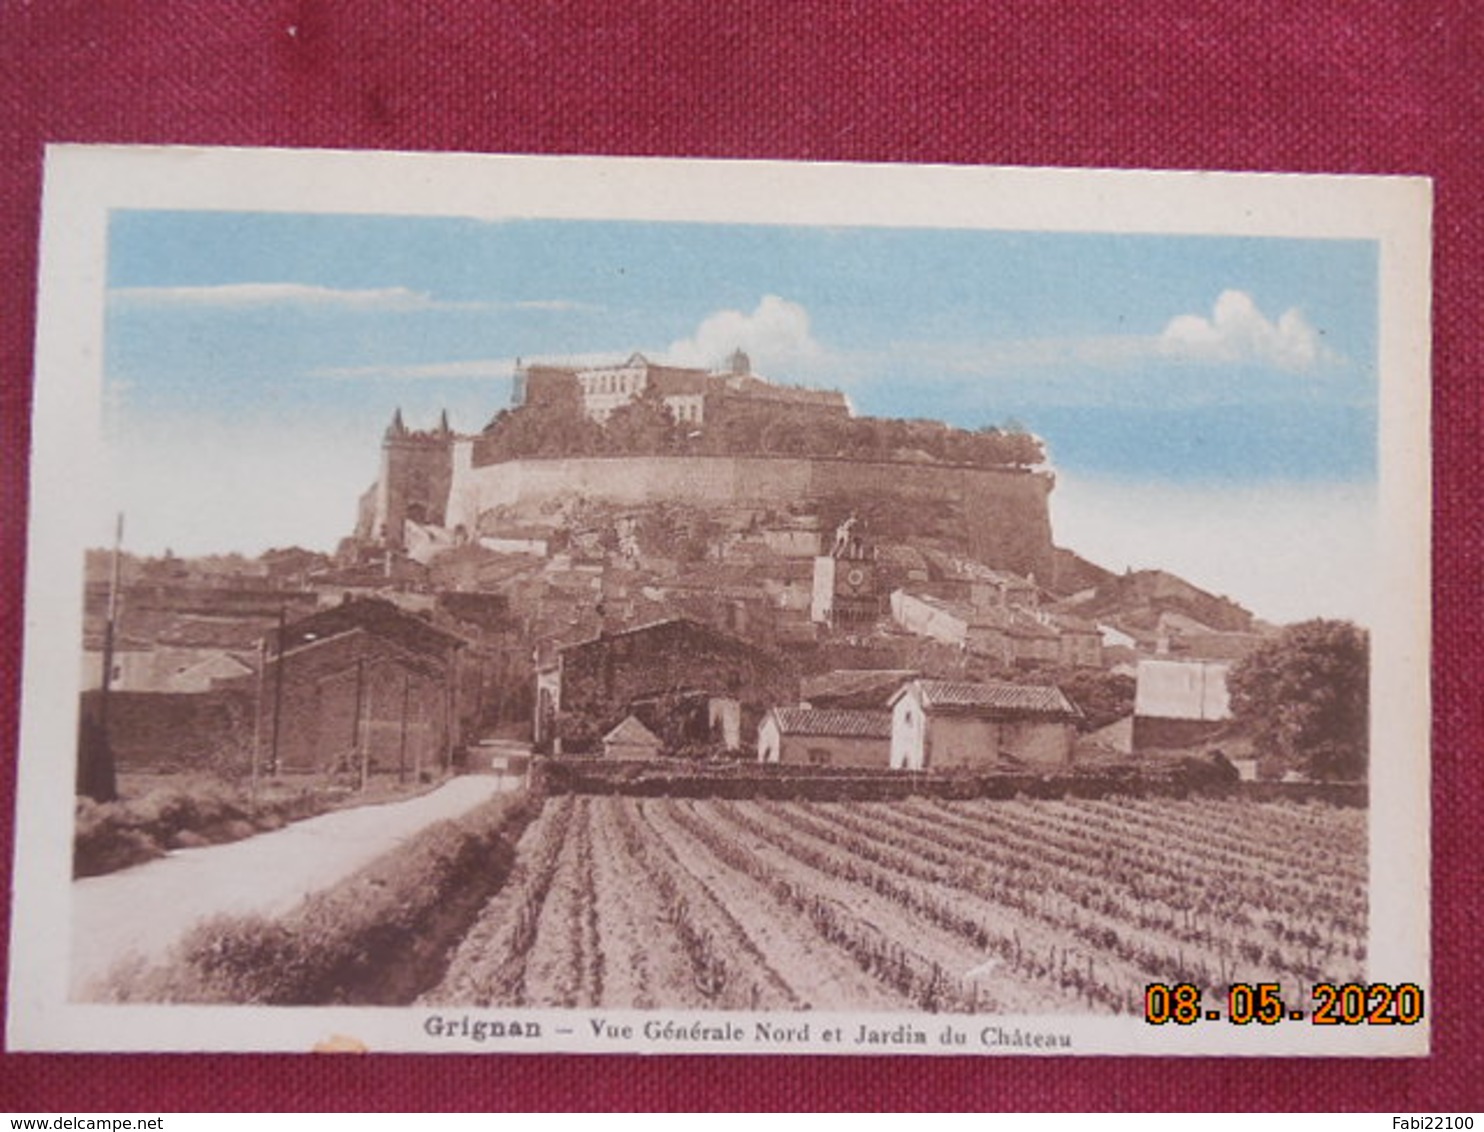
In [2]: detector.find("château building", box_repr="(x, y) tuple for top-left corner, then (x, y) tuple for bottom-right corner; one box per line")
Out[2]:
(513, 348), (850, 427)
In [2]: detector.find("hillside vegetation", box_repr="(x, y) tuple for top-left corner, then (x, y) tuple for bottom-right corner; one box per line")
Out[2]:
(477, 382), (1044, 469)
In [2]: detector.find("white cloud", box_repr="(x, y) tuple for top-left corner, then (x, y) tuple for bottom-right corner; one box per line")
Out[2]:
(1159, 289), (1335, 372)
(824, 291), (1341, 400)
(664, 295), (826, 373)
(108, 282), (457, 311)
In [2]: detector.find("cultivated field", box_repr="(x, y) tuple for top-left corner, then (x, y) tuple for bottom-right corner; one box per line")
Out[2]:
(422, 793), (1367, 1015)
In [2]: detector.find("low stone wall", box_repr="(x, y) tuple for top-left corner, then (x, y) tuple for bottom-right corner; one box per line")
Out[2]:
(533, 758), (1367, 806)
(81, 688), (255, 774)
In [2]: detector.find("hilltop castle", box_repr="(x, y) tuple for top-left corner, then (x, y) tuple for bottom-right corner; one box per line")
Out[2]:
(356, 352), (1058, 581)
(514, 348), (851, 427)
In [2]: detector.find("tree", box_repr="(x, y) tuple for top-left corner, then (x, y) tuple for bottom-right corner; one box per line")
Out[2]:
(1057, 669), (1136, 732)
(1227, 619), (1369, 781)
(1000, 666), (1135, 732)
(602, 384), (678, 454)
(479, 377), (604, 459)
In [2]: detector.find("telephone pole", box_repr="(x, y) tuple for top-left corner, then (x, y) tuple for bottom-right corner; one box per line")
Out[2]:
(85, 513), (124, 802)
(268, 604), (286, 776)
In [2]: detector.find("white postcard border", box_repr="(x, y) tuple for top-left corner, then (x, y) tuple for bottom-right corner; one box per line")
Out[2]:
(7, 146), (1433, 1055)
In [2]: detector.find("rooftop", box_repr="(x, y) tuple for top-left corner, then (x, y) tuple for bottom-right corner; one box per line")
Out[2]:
(603, 715), (663, 747)
(768, 707), (894, 739)
(276, 597), (465, 658)
(896, 678), (1081, 720)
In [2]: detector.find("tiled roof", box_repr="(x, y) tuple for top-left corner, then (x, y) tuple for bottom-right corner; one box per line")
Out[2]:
(769, 707), (894, 739)
(905, 679), (1080, 719)
(279, 598), (464, 658)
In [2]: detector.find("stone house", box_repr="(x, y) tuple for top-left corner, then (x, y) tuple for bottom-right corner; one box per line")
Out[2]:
(1131, 657), (1233, 752)
(757, 707), (893, 768)
(888, 678), (1081, 771)
(534, 616), (796, 754)
(1053, 615), (1103, 669)
(80, 645), (256, 694)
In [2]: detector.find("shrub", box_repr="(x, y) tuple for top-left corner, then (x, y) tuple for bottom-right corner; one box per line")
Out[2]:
(102, 788), (539, 1005)
(73, 776), (407, 879)
(74, 797), (166, 876)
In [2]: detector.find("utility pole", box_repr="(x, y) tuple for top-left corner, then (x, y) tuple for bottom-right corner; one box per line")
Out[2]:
(444, 644), (458, 772)
(268, 604), (286, 776)
(354, 652), (368, 792)
(86, 513), (124, 802)
(250, 633), (266, 814)
(398, 671), (411, 785)
(412, 679), (423, 785)
(98, 513), (124, 738)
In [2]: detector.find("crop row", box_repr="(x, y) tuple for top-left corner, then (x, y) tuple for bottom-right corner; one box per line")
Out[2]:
(425, 793), (1366, 1016)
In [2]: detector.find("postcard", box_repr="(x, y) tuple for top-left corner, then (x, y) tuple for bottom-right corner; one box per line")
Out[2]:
(7, 146), (1431, 1054)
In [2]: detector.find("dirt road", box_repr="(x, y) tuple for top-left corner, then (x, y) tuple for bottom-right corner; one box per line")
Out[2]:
(71, 773), (513, 998)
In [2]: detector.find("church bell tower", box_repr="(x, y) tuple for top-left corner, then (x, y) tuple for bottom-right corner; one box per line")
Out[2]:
(810, 513), (881, 627)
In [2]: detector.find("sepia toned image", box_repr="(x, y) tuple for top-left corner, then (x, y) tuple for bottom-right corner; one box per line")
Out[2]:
(8, 148), (1430, 1055)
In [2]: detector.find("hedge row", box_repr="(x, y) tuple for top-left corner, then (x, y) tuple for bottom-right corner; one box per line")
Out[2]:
(534, 758), (1365, 807)
(74, 782), (329, 878)
(99, 787), (538, 1005)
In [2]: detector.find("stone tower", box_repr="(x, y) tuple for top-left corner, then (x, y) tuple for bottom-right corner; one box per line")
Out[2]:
(372, 408), (456, 548)
(810, 513), (881, 627)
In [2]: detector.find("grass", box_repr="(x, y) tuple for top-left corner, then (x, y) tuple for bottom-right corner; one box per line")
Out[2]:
(76, 771), (450, 878)
(97, 786), (539, 1005)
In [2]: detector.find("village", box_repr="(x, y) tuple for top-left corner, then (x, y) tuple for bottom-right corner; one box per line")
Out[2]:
(78, 348), (1278, 801)
(66, 347), (1372, 1021)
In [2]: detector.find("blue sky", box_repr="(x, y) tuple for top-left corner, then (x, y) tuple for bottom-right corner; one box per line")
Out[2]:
(101, 211), (1379, 623)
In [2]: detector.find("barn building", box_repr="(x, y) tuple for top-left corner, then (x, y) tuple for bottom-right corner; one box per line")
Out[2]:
(888, 678), (1081, 771)
(259, 598), (467, 776)
(534, 616), (796, 754)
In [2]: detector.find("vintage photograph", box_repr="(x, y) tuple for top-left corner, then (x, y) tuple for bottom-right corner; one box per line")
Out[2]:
(8, 148), (1430, 1054)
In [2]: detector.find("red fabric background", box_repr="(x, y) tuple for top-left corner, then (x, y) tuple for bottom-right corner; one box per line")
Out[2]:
(0, 1), (1477, 1112)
